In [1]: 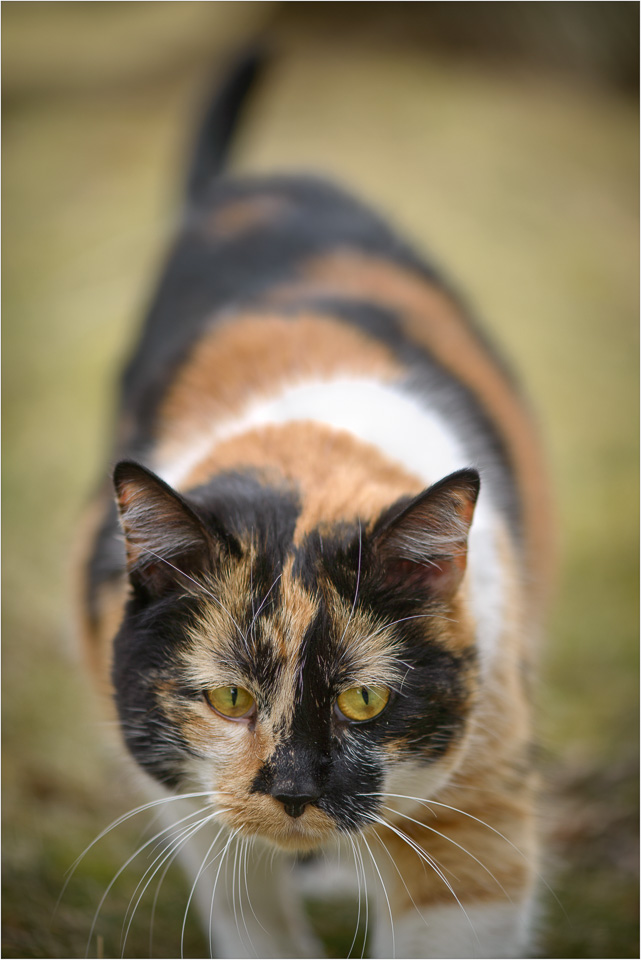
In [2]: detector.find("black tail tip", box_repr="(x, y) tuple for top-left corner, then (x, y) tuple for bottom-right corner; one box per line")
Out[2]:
(185, 45), (269, 203)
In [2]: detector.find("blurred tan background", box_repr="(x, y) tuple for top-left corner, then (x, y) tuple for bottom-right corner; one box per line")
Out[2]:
(3, 3), (638, 957)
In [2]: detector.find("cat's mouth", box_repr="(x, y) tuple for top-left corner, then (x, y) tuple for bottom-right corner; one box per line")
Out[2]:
(216, 794), (337, 851)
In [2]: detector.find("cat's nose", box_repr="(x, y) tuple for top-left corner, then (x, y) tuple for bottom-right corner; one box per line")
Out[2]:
(272, 789), (320, 819)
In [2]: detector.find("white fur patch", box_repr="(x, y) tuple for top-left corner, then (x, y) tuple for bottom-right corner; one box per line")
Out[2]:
(155, 376), (505, 665)
(158, 378), (466, 490)
(371, 899), (534, 959)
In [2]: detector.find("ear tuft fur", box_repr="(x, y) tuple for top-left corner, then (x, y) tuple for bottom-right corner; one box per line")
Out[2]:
(113, 461), (216, 598)
(373, 469), (480, 600)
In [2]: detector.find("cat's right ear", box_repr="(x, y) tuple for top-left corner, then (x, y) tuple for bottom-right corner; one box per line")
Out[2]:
(372, 468), (480, 601)
(113, 460), (219, 599)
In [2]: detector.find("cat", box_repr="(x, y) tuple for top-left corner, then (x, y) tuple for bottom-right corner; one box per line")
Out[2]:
(77, 50), (552, 959)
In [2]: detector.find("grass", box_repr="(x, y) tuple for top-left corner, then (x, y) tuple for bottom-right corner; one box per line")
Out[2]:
(3, 4), (638, 957)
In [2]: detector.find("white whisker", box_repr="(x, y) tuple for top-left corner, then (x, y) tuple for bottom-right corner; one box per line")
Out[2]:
(124, 813), (226, 957)
(360, 830), (395, 958)
(208, 829), (240, 958)
(180, 823), (228, 959)
(363, 790), (543, 876)
(380, 804), (511, 901)
(369, 828), (432, 934)
(346, 835), (364, 959)
(339, 519), (363, 649)
(242, 835), (270, 939)
(358, 612), (459, 649)
(85, 803), (222, 958)
(353, 835), (369, 959)
(365, 812), (480, 947)
(57, 790), (215, 915)
(248, 573), (282, 640)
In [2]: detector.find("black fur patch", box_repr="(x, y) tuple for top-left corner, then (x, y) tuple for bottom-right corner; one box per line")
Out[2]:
(112, 593), (207, 787)
(186, 469), (300, 564)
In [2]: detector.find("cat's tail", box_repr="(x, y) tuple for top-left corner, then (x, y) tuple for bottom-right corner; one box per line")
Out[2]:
(185, 47), (266, 202)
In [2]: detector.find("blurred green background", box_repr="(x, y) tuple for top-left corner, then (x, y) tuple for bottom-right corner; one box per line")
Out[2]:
(3, 3), (638, 957)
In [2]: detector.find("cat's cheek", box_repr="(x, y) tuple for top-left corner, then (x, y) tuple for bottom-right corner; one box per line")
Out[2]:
(156, 691), (261, 772)
(383, 751), (467, 815)
(180, 711), (268, 796)
(198, 708), (262, 762)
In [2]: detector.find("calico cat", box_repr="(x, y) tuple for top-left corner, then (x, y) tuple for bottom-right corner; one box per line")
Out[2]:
(78, 51), (552, 959)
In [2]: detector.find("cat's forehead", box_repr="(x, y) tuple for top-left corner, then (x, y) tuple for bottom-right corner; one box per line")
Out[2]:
(181, 547), (404, 700)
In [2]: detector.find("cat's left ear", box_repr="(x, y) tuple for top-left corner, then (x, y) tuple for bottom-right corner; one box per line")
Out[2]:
(372, 468), (480, 600)
(113, 460), (220, 599)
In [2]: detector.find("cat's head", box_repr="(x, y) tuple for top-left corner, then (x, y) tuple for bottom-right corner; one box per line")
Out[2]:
(112, 460), (480, 851)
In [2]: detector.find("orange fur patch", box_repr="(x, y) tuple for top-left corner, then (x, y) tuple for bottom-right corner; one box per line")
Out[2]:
(206, 194), (289, 239)
(218, 764), (338, 851)
(374, 794), (535, 909)
(181, 421), (424, 543)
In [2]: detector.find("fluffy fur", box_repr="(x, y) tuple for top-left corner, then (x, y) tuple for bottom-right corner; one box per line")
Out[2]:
(77, 51), (552, 959)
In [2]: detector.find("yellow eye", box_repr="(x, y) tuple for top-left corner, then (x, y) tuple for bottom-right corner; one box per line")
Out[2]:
(336, 685), (390, 722)
(205, 686), (255, 720)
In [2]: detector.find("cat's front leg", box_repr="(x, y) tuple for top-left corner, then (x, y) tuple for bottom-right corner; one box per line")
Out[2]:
(371, 899), (534, 959)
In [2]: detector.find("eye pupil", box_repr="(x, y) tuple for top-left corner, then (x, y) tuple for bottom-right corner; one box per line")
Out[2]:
(230, 686), (238, 706)
(361, 687), (369, 705)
